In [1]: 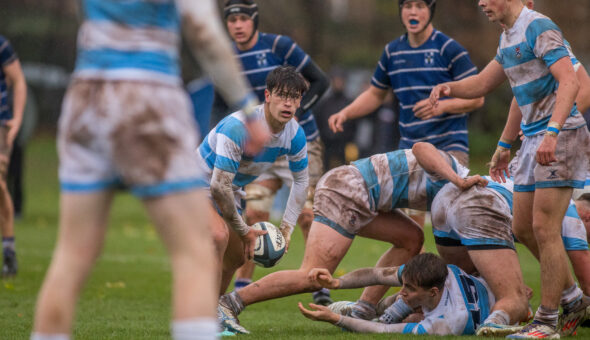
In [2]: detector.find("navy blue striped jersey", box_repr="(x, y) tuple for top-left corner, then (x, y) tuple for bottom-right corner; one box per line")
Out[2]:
(372, 30), (478, 153)
(234, 32), (319, 141)
(0, 35), (18, 120)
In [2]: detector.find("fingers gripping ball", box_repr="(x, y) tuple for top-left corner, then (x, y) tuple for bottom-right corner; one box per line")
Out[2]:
(252, 222), (286, 268)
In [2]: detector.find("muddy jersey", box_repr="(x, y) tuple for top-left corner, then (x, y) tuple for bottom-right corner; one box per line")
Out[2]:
(196, 105), (308, 188)
(74, 0), (182, 85)
(351, 149), (468, 212)
(495, 7), (586, 137)
(397, 264), (494, 335)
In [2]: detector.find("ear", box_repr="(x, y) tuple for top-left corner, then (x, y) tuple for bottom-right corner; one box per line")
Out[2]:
(430, 286), (440, 297)
(264, 89), (270, 103)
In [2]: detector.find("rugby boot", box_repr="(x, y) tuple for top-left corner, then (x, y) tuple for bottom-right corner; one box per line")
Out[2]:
(1, 248), (17, 277)
(218, 295), (250, 334)
(558, 295), (590, 336)
(506, 322), (560, 339)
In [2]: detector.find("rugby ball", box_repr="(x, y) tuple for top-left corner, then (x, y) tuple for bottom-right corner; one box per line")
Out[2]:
(252, 221), (286, 268)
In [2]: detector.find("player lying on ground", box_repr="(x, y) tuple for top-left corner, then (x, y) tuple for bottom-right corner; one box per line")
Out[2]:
(300, 253), (496, 336)
(430, 0), (590, 338)
(196, 65), (309, 300)
(218, 143), (486, 334)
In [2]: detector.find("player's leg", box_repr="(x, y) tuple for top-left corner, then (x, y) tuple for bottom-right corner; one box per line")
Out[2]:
(568, 250), (590, 295)
(0, 126), (16, 277)
(436, 244), (477, 274)
(353, 210), (423, 318)
(234, 178), (281, 289)
(143, 189), (218, 336)
(512, 192), (538, 257)
(33, 191), (114, 335)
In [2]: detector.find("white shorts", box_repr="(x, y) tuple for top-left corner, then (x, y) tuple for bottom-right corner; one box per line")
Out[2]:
(513, 128), (590, 192)
(431, 183), (515, 250)
(58, 80), (205, 197)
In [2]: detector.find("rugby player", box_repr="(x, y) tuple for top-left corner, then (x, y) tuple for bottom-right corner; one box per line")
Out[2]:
(0, 34), (26, 277)
(196, 65), (309, 299)
(300, 253), (496, 336)
(221, 0), (330, 303)
(217, 143), (486, 334)
(430, 0), (590, 337)
(31, 1), (268, 339)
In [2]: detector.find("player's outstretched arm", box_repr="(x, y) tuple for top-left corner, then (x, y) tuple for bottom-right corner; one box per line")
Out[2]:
(210, 168), (266, 260)
(307, 268), (341, 289)
(296, 60), (330, 117)
(413, 96), (484, 120)
(489, 97), (521, 182)
(430, 59), (506, 107)
(311, 266), (402, 290)
(328, 85), (388, 133)
(176, 0), (269, 153)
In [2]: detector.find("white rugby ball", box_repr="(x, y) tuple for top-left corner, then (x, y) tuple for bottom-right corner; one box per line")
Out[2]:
(252, 221), (286, 268)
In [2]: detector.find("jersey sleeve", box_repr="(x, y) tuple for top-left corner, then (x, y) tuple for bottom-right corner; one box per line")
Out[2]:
(288, 126), (308, 172)
(272, 35), (310, 72)
(371, 46), (391, 89)
(402, 317), (454, 335)
(441, 39), (477, 81)
(525, 18), (569, 67)
(212, 118), (246, 173)
(0, 36), (18, 67)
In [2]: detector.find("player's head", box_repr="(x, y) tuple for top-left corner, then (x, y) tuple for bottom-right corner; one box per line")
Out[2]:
(224, 0), (259, 45)
(264, 66), (309, 126)
(575, 192), (590, 230)
(479, 0), (523, 24)
(399, 0), (436, 33)
(400, 253), (448, 309)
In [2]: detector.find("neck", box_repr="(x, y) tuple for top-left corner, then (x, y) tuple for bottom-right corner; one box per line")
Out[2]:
(408, 24), (434, 48)
(500, 3), (524, 29)
(264, 103), (286, 134)
(425, 289), (444, 310)
(236, 31), (259, 51)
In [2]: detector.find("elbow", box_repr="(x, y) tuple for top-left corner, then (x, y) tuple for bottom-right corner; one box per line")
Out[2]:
(475, 96), (485, 109)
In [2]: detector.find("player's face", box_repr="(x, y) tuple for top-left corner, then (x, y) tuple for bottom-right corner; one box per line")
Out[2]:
(265, 88), (302, 125)
(399, 279), (433, 309)
(478, 0), (509, 23)
(226, 13), (255, 44)
(576, 200), (590, 230)
(401, 0), (431, 34)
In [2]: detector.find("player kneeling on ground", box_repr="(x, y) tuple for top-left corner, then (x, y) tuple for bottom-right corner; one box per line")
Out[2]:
(299, 253), (496, 336)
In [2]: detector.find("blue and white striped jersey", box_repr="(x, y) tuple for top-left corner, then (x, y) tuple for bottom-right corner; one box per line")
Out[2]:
(351, 149), (468, 212)
(74, 0), (182, 85)
(397, 264), (494, 335)
(233, 32), (319, 141)
(196, 104), (308, 188)
(0, 35), (18, 121)
(372, 30), (477, 153)
(495, 7), (586, 137)
(485, 176), (588, 251)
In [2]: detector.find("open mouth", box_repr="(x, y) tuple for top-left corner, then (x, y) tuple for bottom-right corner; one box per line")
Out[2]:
(410, 19), (419, 25)
(280, 111), (292, 118)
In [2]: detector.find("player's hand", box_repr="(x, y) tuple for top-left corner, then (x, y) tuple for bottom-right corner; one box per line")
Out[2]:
(241, 227), (267, 260)
(298, 302), (340, 324)
(429, 84), (451, 107)
(518, 130), (525, 141)
(4, 116), (22, 149)
(279, 223), (294, 253)
(489, 147), (511, 183)
(457, 175), (488, 190)
(244, 119), (270, 155)
(328, 111), (347, 133)
(536, 134), (558, 165)
(413, 98), (442, 120)
(308, 268), (340, 289)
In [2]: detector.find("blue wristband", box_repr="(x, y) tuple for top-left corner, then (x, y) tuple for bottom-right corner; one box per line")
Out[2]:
(498, 141), (512, 149)
(547, 126), (560, 135)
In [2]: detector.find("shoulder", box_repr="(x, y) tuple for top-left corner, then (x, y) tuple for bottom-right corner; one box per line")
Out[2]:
(264, 33), (296, 53)
(524, 10), (561, 39)
(434, 30), (467, 56)
(215, 113), (248, 142)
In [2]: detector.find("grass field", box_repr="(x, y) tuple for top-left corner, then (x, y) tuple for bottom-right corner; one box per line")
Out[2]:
(1, 135), (589, 339)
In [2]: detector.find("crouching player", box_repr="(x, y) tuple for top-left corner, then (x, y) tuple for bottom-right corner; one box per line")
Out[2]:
(300, 253), (496, 336)
(196, 65), (309, 298)
(218, 143), (486, 334)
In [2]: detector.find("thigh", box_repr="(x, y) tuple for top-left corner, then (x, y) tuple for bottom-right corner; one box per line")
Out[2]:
(468, 248), (525, 300)
(357, 210), (423, 247)
(436, 244), (476, 274)
(300, 220), (354, 272)
(0, 126), (11, 178)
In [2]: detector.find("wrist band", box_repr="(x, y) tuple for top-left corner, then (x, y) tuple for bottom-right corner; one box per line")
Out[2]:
(547, 121), (562, 130)
(546, 126), (560, 135)
(498, 140), (512, 149)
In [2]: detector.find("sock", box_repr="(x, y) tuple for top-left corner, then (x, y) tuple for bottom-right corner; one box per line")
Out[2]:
(172, 318), (217, 340)
(560, 283), (583, 311)
(483, 310), (511, 325)
(2, 237), (15, 251)
(234, 278), (251, 291)
(379, 298), (413, 324)
(223, 291), (245, 315)
(350, 300), (377, 320)
(312, 288), (330, 297)
(533, 305), (559, 328)
(30, 333), (70, 340)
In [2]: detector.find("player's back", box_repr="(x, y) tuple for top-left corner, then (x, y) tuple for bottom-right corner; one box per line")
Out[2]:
(352, 149), (466, 212)
(74, 0), (181, 85)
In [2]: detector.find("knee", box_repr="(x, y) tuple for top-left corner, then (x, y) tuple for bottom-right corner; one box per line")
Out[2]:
(531, 223), (559, 244)
(398, 229), (424, 255)
(211, 223), (230, 250)
(297, 208), (314, 231)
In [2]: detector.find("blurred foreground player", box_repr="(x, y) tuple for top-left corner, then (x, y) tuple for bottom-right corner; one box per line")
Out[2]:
(31, 1), (269, 340)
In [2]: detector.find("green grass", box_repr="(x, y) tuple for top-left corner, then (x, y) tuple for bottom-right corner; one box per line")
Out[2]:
(0, 135), (588, 339)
